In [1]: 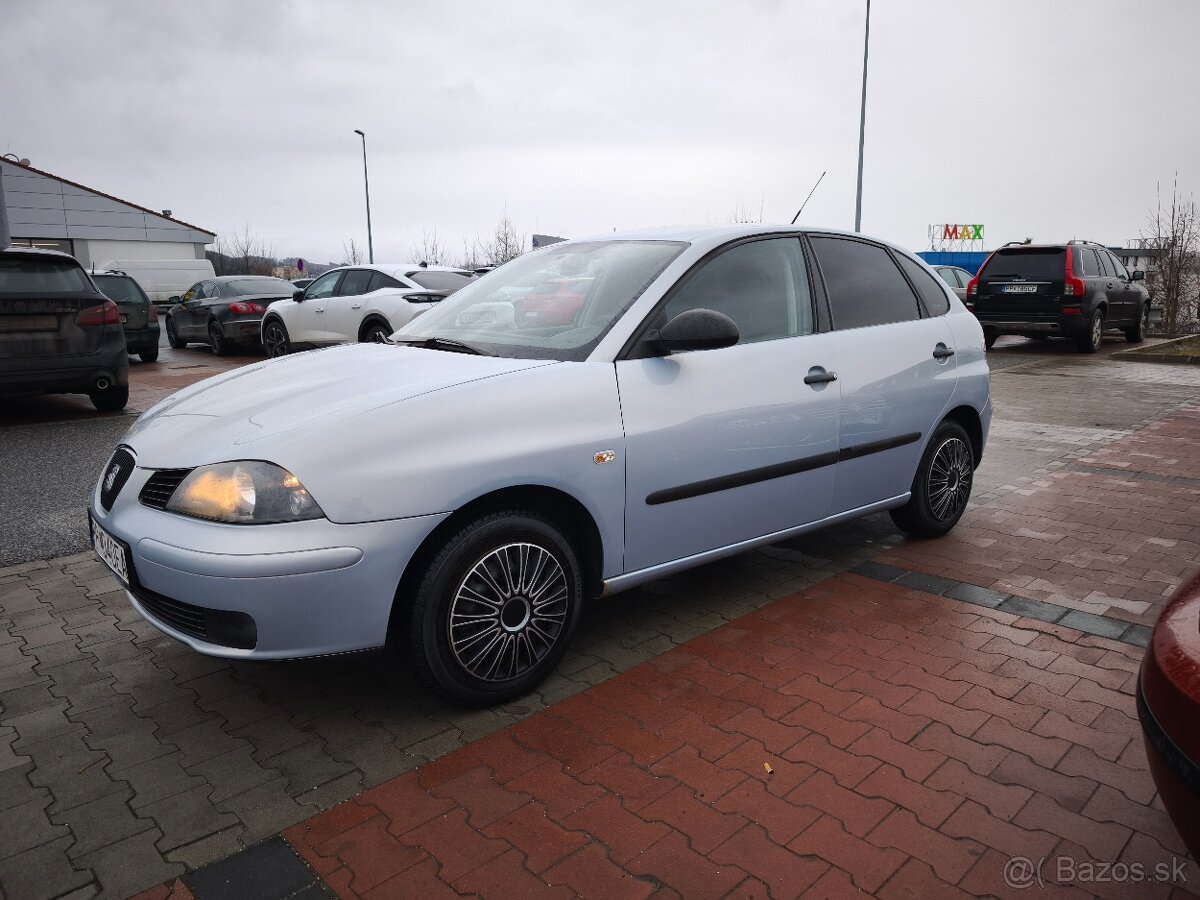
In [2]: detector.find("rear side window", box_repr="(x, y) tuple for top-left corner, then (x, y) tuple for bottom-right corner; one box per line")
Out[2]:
(896, 254), (951, 316)
(980, 248), (1066, 280)
(0, 258), (90, 294)
(337, 270), (374, 296)
(810, 237), (921, 330)
(408, 270), (475, 292)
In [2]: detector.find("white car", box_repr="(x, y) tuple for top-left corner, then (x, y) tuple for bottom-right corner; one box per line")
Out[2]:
(261, 263), (475, 356)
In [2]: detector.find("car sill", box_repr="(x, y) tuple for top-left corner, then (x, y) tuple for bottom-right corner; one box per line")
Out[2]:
(600, 494), (910, 597)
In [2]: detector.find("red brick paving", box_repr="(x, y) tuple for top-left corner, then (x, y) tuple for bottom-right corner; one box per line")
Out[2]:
(272, 574), (1197, 898)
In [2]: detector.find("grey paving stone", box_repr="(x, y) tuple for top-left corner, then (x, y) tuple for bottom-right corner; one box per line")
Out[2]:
(945, 583), (1012, 609)
(1058, 610), (1133, 641)
(850, 560), (908, 582)
(117, 751), (208, 810)
(7, 701), (81, 749)
(55, 788), (155, 858)
(894, 570), (961, 596)
(167, 719), (249, 770)
(0, 660), (52, 693)
(234, 714), (311, 763)
(36, 655), (108, 687)
(0, 763), (48, 812)
(0, 835), (94, 900)
(261, 738), (357, 796)
(997, 594), (1069, 624)
(72, 828), (183, 900)
(0, 795), (71, 859)
(1121, 624), (1153, 648)
(52, 677), (122, 716)
(27, 637), (87, 670)
(183, 837), (318, 900)
(187, 745), (278, 805)
(142, 784), (241, 854)
(89, 723), (177, 770)
(164, 825), (247, 871)
(25, 731), (124, 815)
(213, 776), (316, 839)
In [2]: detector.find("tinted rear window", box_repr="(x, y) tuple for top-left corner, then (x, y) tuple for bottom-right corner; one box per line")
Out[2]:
(810, 237), (922, 330)
(224, 278), (296, 296)
(93, 274), (148, 304)
(0, 258), (91, 294)
(981, 248), (1065, 280)
(408, 270), (474, 292)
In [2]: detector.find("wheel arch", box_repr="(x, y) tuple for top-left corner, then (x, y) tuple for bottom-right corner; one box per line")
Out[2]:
(387, 484), (606, 640)
(359, 314), (393, 342)
(942, 404), (984, 467)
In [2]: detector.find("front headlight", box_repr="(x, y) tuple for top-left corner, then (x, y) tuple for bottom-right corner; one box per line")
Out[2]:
(166, 461), (324, 524)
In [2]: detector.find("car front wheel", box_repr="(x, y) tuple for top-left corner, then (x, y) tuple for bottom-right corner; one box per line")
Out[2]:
(890, 420), (974, 538)
(1126, 304), (1149, 343)
(263, 318), (291, 358)
(403, 511), (583, 706)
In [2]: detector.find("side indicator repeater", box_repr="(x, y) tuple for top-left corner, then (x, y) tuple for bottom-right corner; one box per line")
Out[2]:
(594, 450), (616, 465)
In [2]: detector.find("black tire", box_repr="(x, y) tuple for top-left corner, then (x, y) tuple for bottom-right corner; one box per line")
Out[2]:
(138, 348), (159, 363)
(984, 331), (998, 350)
(1125, 303), (1149, 343)
(208, 320), (230, 356)
(403, 510), (584, 706)
(361, 319), (393, 343)
(165, 317), (186, 349)
(263, 318), (291, 358)
(889, 420), (974, 539)
(89, 384), (129, 412)
(1075, 309), (1103, 353)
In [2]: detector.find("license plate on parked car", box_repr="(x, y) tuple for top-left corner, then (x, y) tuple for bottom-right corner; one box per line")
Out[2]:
(90, 516), (130, 587)
(1002, 284), (1038, 294)
(0, 315), (57, 331)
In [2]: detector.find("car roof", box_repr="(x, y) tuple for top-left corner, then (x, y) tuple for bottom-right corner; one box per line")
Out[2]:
(0, 246), (79, 262)
(211, 275), (294, 282)
(325, 263), (470, 276)
(569, 223), (916, 258)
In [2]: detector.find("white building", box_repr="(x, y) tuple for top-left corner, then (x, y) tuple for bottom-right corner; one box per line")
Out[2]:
(0, 157), (214, 266)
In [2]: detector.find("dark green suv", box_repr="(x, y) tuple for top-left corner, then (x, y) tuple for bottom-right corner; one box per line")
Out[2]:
(967, 241), (1151, 353)
(92, 271), (161, 363)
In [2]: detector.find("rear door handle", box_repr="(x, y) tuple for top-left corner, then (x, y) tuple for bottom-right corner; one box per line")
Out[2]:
(803, 367), (837, 385)
(351, 304), (362, 309)
(933, 346), (955, 360)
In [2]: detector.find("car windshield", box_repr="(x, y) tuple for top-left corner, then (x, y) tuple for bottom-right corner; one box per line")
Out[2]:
(980, 248), (1066, 280)
(394, 240), (686, 360)
(0, 258), (91, 295)
(407, 270), (474, 292)
(92, 274), (148, 305)
(224, 278), (296, 296)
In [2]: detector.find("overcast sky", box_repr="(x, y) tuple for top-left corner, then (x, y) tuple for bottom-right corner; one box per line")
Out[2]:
(3, 0), (1197, 263)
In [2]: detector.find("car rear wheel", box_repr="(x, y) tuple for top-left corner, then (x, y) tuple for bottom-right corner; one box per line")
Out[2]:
(90, 384), (129, 412)
(1076, 310), (1103, 353)
(208, 320), (230, 356)
(361, 320), (393, 343)
(138, 348), (159, 363)
(165, 317), (186, 349)
(403, 510), (583, 706)
(889, 420), (974, 538)
(984, 330), (998, 350)
(1126, 304), (1149, 343)
(263, 319), (291, 358)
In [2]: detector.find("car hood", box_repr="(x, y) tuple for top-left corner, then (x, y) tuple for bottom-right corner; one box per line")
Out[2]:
(126, 343), (557, 468)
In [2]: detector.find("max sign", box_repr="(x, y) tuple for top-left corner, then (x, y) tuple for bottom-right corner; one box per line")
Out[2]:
(939, 224), (985, 240)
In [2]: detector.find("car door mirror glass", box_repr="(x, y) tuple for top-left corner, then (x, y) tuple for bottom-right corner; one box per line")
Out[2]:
(1131, 270), (1145, 281)
(651, 308), (740, 354)
(168, 295), (180, 304)
(293, 289), (305, 301)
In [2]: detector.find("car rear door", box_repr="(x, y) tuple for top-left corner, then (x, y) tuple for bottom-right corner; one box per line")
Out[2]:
(617, 236), (841, 572)
(807, 236), (959, 515)
(0, 255), (105, 361)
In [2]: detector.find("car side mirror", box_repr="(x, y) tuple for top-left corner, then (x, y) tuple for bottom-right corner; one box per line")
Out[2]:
(168, 295), (180, 304)
(648, 308), (740, 354)
(1131, 270), (1145, 281)
(292, 289), (305, 301)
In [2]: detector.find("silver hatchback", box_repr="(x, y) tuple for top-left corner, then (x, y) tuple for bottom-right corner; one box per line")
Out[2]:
(90, 226), (991, 705)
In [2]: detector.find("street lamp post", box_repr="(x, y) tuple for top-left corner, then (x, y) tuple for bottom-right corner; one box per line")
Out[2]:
(353, 129), (374, 264)
(853, 0), (871, 233)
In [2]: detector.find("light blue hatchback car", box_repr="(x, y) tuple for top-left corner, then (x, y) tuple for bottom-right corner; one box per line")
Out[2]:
(89, 225), (991, 705)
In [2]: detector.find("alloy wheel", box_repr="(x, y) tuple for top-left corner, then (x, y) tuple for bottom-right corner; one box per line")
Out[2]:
(264, 321), (289, 357)
(447, 542), (569, 682)
(1091, 313), (1103, 348)
(928, 437), (973, 522)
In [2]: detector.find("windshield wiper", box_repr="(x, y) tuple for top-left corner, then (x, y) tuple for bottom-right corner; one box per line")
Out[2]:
(390, 336), (493, 356)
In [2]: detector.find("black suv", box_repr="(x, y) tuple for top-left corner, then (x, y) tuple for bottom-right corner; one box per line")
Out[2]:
(0, 247), (130, 411)
(967, 241), (1150, 352)
(92, 270), (161, 363)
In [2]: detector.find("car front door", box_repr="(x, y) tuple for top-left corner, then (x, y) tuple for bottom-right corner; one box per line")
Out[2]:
(174, 282), (203, 336)
(326, 268), (375, 341)
(807, 236), (959, 515)
(292, 270), (343, 343)
(616, 236), (842, 573)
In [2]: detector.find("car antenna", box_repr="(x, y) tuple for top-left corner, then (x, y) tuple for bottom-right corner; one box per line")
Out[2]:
(791, 171), (826, 224)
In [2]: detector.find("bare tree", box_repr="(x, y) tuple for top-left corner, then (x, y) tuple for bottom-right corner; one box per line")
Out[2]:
(1144, 176), (1200, 333)
(727, 200), (762, 224)
(208, 225), (275, 276)
(341, 239), (365, 266)
(457, 238), (487, 272)
(412, 228), (450, 266)
(474, 213), (526, 266)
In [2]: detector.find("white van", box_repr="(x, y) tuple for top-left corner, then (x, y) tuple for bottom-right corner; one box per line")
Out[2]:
(95, 259), (216, 309)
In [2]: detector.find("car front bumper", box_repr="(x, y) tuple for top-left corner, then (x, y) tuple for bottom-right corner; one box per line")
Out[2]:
(89, 462), (448, 659)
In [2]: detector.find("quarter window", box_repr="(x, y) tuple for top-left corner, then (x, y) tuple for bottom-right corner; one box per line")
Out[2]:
(367, 271), (403, 292)
(1081, 249), (1103, 277)
(337, 269), (374, 296)
(896, 254), (950, 316)
(810, 237), (922, 330)
(664, 238), (813, 344)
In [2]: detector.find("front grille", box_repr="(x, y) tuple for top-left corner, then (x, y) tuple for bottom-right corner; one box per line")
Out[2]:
(134, 586), (208, 640)
(139, 468), (192, 509)
(100, 448), (136, 511)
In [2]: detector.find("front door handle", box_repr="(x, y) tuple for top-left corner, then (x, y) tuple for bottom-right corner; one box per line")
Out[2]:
(351, 303), (362, 309)
(933, 345), (955, 360)
(803, 367), (837, 385)
(315, 309), (325, 314)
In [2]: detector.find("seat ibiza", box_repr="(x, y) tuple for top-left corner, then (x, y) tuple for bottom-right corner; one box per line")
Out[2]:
(90, 226), (991, 705)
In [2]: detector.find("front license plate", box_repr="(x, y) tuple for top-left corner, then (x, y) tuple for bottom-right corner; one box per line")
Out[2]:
(90, 516), (130, 587)
(1002, 284), (1038, 294)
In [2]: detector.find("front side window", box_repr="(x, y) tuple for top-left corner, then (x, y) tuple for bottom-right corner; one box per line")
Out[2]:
(305, 270), (342, 299)
(180, 283), (201, 302)
(1107, 253), (1130, 280)
(896, 254), (950, 316)
(337, 269), (374, 296)
(810, 237), (921, 330)
(664, 237), (812, 343)
(396, 240), (686, 361)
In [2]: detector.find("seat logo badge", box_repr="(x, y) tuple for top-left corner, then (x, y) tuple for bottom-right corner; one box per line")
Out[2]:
(104, 464), (120, 492)
(594, 450), (616, 465)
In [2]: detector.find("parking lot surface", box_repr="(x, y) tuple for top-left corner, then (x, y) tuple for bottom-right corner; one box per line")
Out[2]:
(1, 336), (1198, 898)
